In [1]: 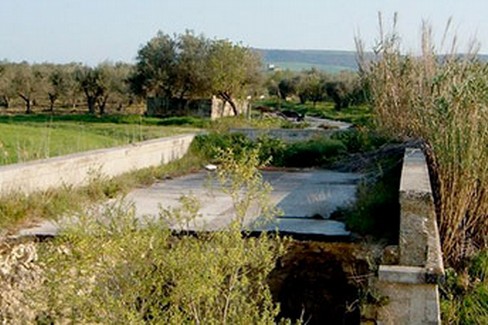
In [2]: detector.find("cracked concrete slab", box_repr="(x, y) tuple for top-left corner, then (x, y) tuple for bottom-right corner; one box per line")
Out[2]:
(17, 170), (361, 238)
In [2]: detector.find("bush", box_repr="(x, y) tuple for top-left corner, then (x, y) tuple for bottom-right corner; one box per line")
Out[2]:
(192, 132), (348, 168)
(8, 146), (289, 324)
(335, 155), (402, 243)
(191, 132), (254, 163)
(331, 127), (391, 153)
(281, 138), (346, 167)
(33, 207), (285, 324)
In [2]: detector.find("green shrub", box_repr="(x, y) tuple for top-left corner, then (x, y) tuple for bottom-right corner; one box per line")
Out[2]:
(191, 132), (254, 163)
(331, 127), (391, 153)
(440, 250), (488, 324)
(192, 132), (348, 168)
(34, 208), (285, 324)
(281, 138), (346, 167)
(18, 145), (289, 324)
(334, 155), (402, 242)
(255, 135), (287, 166)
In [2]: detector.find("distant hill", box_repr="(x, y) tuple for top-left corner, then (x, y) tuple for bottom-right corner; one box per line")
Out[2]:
(257, 49), (488, 73)
(255, 49), (360, 73)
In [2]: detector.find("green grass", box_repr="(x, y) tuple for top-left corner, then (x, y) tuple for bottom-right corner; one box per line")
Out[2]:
(255, 99), (373, 126)
(0, 113), (198, 126)
(331, 154), (403, 243)
(441, 250), (488, 324)
(0, 115), (201, 165)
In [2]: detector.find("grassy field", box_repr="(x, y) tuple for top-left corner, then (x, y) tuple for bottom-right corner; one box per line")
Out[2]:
(0, 114), (202, 165)
(255, 99), (372, 126)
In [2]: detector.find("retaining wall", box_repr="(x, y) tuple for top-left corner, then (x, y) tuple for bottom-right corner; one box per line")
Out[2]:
(0, 134), (196, 195)
(376, 148), (444, 324)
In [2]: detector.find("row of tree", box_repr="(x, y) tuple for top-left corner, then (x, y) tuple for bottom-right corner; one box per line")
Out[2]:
(0, 30), (365, 115)
(266, 68), (366, 109)
(0, 61), (134, 114)
(0, 31), (262, 115)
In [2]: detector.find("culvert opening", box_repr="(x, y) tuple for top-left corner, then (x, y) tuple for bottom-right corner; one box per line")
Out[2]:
(268, 241), (374, 325)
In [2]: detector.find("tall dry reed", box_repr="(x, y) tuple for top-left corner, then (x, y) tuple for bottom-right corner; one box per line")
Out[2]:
(357, 15), (488, 264)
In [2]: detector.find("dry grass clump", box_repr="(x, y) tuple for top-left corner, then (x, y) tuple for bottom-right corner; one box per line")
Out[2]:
(357, 15), (488, 264)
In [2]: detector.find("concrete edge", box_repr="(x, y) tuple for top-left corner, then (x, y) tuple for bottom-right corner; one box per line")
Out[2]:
(0, 133), (197, 195)
(376, 147), (445, 324)
(379, 265), (444, 285)
(398, 147), (444, 276)
(0, 133), (197, 171)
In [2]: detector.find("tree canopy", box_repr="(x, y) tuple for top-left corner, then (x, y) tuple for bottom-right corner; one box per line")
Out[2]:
(129, 31), (262, 115)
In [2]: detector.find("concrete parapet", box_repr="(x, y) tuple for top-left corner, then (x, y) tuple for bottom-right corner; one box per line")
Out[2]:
(0, 134), (196, 195)
(376, 148), (444, 325)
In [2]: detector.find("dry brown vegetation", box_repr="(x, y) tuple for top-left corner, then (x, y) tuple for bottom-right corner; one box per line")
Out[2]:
(357, 15), (488, 265)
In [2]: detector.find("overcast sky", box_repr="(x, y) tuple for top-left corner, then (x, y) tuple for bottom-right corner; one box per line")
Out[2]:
(1, 0), (487, 65)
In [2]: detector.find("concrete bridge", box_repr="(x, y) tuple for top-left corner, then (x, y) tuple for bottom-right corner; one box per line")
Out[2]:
(1, 133), (444, 324)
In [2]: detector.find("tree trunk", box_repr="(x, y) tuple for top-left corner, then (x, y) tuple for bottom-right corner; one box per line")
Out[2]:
(84, 88), (96, 114)
(87, 96), (96, 114)
(1, 95), (9, 109)
(97, 95), (109, 115)
(218, 92), (238, 116)
(18, 93), (32, 114)
(48, 93), (57, 112)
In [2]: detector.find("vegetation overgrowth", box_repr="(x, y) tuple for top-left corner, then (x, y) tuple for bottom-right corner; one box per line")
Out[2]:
(333, 154), (403, 243)
(0, 149), (203, 231)
(255, 99), (372, 126)
(358, 19), (488, 265)
(193, 132), (346, 168)
(358, 17), (488, 322)
(440, 250), (488, 324)
(0, 140), (387, 324)
(1, 148), (292, 324)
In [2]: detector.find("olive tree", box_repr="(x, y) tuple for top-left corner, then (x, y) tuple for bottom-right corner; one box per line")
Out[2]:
(206, 40), (262, 115)
(129, 31), (179, 98)
(11, 63), (44, 114)
(129, 31), (263, 115)
(46, 68), (70, 111)
(75, 66), (103, 114)
(296, 68), (329, 106)
(0, 62), (16, 108)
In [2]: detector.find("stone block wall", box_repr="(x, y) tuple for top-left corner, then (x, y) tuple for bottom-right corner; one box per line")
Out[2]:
(147, 96), (248, 120)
